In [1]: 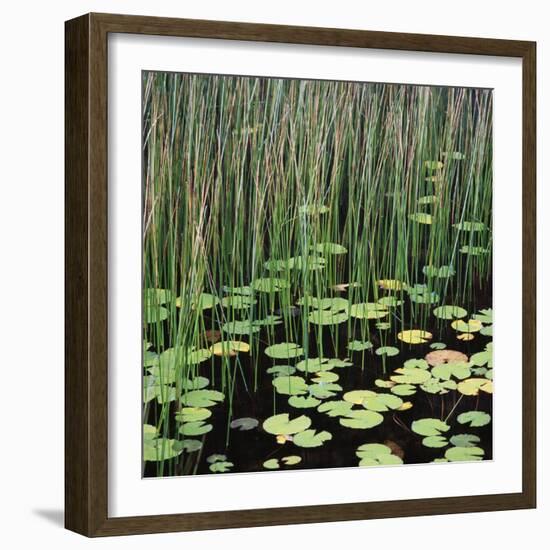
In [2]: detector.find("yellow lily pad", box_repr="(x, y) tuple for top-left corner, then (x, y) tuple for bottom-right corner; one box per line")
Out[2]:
(397, 329), (433, 344)
(451, 319), (482, 333)
(210, 340), (250, 357)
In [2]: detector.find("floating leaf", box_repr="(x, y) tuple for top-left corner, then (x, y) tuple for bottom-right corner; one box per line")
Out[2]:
(457, 333), (475, 341)
(293, 429), (332, 448)
(312, 371), (340, 383)
(317, 400), (354, 417)
(230, 417), (259, 431)
(143, 438), (182, 462)
(442, 151), (465, 160)
(308, 382), (343, 400)
(209, 461), (234, 473)
(206, 454), (227, 464)
(343, 390), (377, 405)
(411, 418), (450, 436)
(223, 285), (253, 296)
(432, 362), (471, 381)
(281, 455), (302, 465)
(425, 160), (444, 170)
(430, 342), (447, 350)
(375, 379), (395, 389)
(375, 321), (391, 330)
(308, 308), (348, 325)
(356, 443), (403, 466)
(267, 365), (296, 377)
(347, 340), (374, 354)
(299, 204), (329, 215)
(144, 288), (173, 306)
(263, 414), (311, 435)
(420, 378), (457, 395)
(445, 446), (485, 462)
(451, 319), (482, 333)
(390, 367), (431, 385)
(433, 305), (468, 320)
(221, 320), (260, 335)
(422, 435), (448, 448)
(363, 393), (403, 412)
(173, 439), (202, 453)
(398, 329), (432, 344)
(210, 340), (250, 357)
(313, 242), (347, 254)
(470, 345), (493, 368)
(450, 434), (481, 447)
(288, 395), (321, 408)
(340, 410), (384, 429)
(423, 265), (456, 279)
(349, 302), (389, 320)
(425, 349), (468, 366)
(181, 389), (225, 408)
(263, 458), (280, 470)
(378, 279), (407, 291)
(221, 294), (257, 309)
(418, 195), (438, 205)
(409, 212), (432, 224)
(408, 285), (439, 304)
(460, 245), (489, 256)
(252, 315), (283, 327)
(253, 277), (291, 293)
(377, 296), (403, 307)
(391, 384), (417, 396)
(404, 358), (429, 369)
(457, 411), (491, 427)
(265, 342), (304, 359)
(178, 421), (212, 436)
(375, 346), (399, 357)
(457, 378), (493, 396)
(144, 305), (169, 324)
(272, 376), (308, 396)
(175, 407), (212, 423)
(473, 308), (493, 323)
(453, 221), (486, 231)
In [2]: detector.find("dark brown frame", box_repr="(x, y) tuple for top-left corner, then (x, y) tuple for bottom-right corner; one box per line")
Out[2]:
(65, 12), (537, 537)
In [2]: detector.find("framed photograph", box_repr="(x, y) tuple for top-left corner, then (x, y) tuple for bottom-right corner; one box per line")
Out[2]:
(65, 13), (536, 536)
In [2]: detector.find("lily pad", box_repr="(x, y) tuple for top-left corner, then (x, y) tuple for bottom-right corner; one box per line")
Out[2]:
(409, 212), (433, 224)
(422, 435), (448, 448)
(457, 411), (491, 427)
(432, 362), (471, 381)
(144, 288), (173, 306)
(411, 418), (450, 437)
(343, 390), (377, 405)
(308, 382), (343, 400)
(230, 417), (259, 431)
(308, 308), (348, 325)
(175, 407), (212, 423)
(349, 303), (389, 320)
(263, 458), (280, 470)
(221, 320), (260, 335)
(178, 421), (212, 437)
(445, 446), (485, 462)
(266, 365), (296, 377)
(423, 265), (455, 278)
(221, 294), (257, 309)
(340, 410), (384, 429)
(209, 461), (234, 473)
(143, 438), (182, 462)
(418, 195), (438, 205)
(265, 342), (304, 359)
(356, 443), (403, 466)
(252, 277), (291, 292)
(375, 346), (400, 357)
(391, 384), (417, 396)
(451, 319), (482, 333)
(457, 378), (493, 396)
(317, 400), (354, 417)
(181, 389), (225, 408)
(263, 414), (311, 435)
(459, 245), (489, 256)
(377, 296), (403, 307)
(293, 429), (332, 448)
(363, 393), (403, 412)
(433, 305), (468, 320)
(425, 160), (444, 170)
(144, 305), (169, 324)
(450, 434), (481, 447)
(299, 204), (330, 215)
(281, 455), (302, 465)
(210, 340), (250, 356)
(272, 376), (308, 396)
(398, 330), (432, 344)
(378, 279), (407, 291)
(288, 395), (321, 408)
(453, 221), (486, 231)
(390, 367), (431, 385)
(348, 340), (372, 351)
(313, 242), (347, 255)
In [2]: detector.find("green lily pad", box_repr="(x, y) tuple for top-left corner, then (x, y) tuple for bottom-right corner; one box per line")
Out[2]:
(144, 305), (169, 324)
(206, 454), (227, 463)
(433, 305), (468, 320)
(432, 362), (471, 381)
(181, 376), (210, 390)
(453, 221), (486, 231)
(209, 461), (234, 473)
(409, 212), (433, 224)
(178, 421), (212, 437)
(308, 382), (343, 399)
(473, 308), (493, 323)
(404, 358), (429, 369)
(313, 242), (347, 254)
(390, 367), (431, 385)
(265, 342), (304, 359)
(377, 296), (403, 307)
(144, 288), (173, 306)
(230, 417), (259, 431)
(223, 285), (253, 296)
(317, 400), (354, 417)
(221, 294), (257, 309)
(175, 407), (212, 423)
(422, 435), (448, 448)
(420, 378), (457, 395)
(288, 395), (321, 408)
(252, 277), (291, 292)
(423, 265), (455, 278)
(340, 410), (384, 429)
(272, 375), (308, 396)
(425, 160), (444, 170)
(445, 446), (485, 462)
(418, 195), (438, 205)
(459, 245), (489, 256)
(263, 458), (280, 470)
(343, 390), (377, 404)
(349, 303), (389, 320)
(173, 439), (202, 453)
(375, 321), (392, 330)
(281, 455), (302, 465)
(181, 389), (225, 408)
(266, 365), (296, 377)
(143, 437), (182, 462)
(363, 393), (403, 412)
(408, 285), (440, 304)
(293, 429), (332, 448)
(222, 320), (261, 335)
(185, 292), (220, 310)
(470, 345), (493, 368)
(391, 384), (417, 396)
(411, 418), (450, 436)
(430, 342), (447, 350)
(457, 411), (491, 427)
(308, 309), (349, 325)
(375, 346), (399, 357)
(312, 371), (340, 383)
(263, 413), (311, 435)
(356, 443), (403, 466)
(252, 315), (283, 327)
(450, 434), (481, 447)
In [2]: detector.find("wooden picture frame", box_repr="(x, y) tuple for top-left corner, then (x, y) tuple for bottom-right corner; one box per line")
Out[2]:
(65, 12), (536, 537)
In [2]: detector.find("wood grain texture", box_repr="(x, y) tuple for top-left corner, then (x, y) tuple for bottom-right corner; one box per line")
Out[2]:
(65, 12), (537, 537)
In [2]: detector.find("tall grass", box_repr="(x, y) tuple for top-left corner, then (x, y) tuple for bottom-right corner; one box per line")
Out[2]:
(142, 72), (492, 475)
